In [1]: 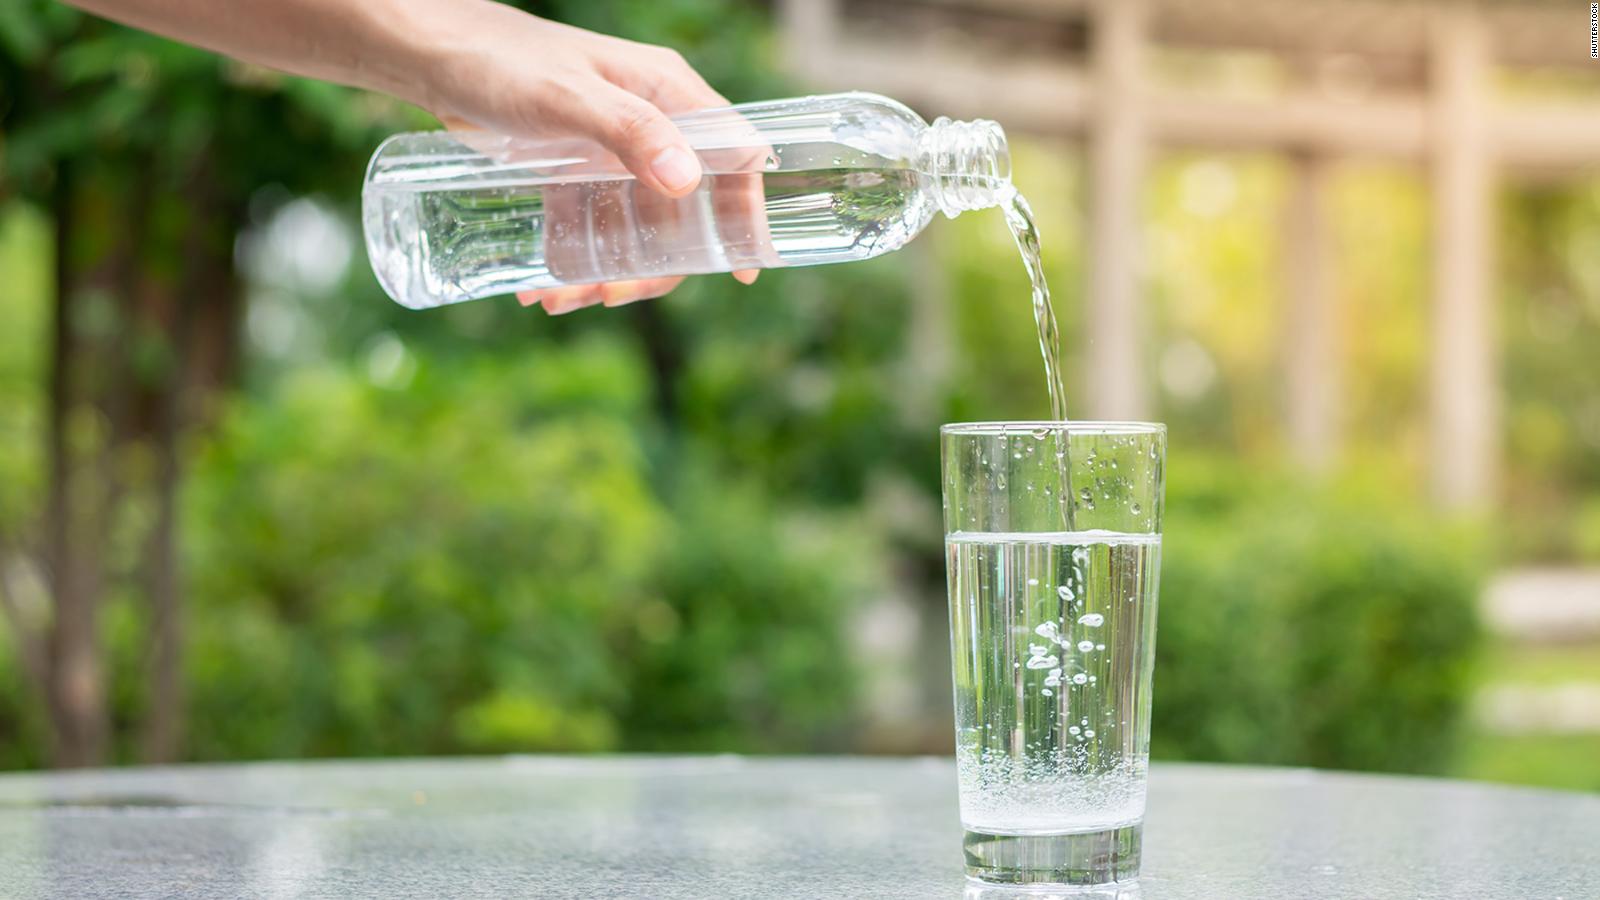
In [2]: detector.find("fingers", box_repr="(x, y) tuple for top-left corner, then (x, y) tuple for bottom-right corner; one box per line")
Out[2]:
(518, 277), (684, 314)
(580, 82), (704, 198)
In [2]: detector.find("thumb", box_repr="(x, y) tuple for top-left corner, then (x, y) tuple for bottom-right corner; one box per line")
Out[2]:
(583, 84), (703, 198)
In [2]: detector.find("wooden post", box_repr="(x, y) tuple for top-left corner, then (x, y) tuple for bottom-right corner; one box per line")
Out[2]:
(1283, 151), (1340, 471)
(777, 0), (836, 83)
(1085, 0), (1149, 420)
(1429, 10), (1498, 509)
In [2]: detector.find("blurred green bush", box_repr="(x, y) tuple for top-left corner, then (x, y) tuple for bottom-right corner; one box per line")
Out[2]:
(178, 337), (875, 759)
(1153, 459), (1484, 773)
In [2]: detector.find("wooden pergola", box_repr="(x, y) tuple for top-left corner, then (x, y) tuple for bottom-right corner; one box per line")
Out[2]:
(777, 0), (1599, 508)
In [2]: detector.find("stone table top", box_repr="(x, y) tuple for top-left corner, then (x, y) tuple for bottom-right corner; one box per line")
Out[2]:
(0, 756), (1595, 898)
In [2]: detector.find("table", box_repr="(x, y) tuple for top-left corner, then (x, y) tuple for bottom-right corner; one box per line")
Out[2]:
(0, 756), (1594, 898)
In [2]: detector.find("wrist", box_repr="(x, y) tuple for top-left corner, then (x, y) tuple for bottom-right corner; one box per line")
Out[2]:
(358, 0), (491, 117)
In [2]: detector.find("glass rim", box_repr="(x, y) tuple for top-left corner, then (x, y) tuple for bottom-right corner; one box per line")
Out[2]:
(939, 420), (1166, 436)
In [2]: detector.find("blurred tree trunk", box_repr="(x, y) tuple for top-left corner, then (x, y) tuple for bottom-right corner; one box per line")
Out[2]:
(43, 162), (124, 768)
(35, 148), (242, 767)
(138, 158), (240, 764)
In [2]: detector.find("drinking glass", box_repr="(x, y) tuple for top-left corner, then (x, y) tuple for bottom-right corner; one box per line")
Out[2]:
(942, 421), (1165, 887)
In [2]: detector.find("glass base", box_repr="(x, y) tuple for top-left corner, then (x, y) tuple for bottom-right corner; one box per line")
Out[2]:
(963, 822), (1141, 889)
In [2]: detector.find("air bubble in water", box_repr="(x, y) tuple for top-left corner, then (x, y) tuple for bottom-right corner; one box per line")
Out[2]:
(1027, 578), (1038, 586)
(1026, 654), (1060, 670)
(1085, 729), (1096, 738)
(1031, 427), (1050, 440)
(1077, 640), (1096, 653)
(1041, 688), (1053, 697)
(1057, 585), (1075, 603)
(1096, 643), (1105, 651)
(1131, 502), (1142, 515)
(1034, 622), (1061, 641)
(1072, 673), (1088, 685)
(1068, 725), (1081, 735)
(1013, 452), (1022, 460)
(1078, 613), (1104, 627)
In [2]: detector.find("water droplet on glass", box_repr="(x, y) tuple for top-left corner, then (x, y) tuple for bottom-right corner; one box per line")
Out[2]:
(996, 474), (1007, 489)
(1077, 640), (1096, 653)
(764, 153), (781, 170)
(1131, 502), (1142, 515)
(1078, 613), (1104, 627)
(1031, 427), (1050, 440)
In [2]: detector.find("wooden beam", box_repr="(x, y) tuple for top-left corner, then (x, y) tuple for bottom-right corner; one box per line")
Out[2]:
(850, 0), (1592, 70)
(793, 32), (1600, 176)
(1429, 10), (1498, 510)
(1085, 0), (1150, 420)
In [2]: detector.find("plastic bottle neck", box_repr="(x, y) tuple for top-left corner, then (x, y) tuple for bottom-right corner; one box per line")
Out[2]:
(920, 117), (1012, 218)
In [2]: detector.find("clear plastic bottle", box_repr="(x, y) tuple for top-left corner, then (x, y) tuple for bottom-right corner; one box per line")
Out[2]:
(361, 92), (1011, 309)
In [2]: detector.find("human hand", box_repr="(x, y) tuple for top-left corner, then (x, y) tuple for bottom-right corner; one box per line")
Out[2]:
(409, 3), (766, 313)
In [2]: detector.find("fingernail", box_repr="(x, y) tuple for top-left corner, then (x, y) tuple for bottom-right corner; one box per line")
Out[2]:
(650, 146), (700, 193)
(732, 269), (760, 285)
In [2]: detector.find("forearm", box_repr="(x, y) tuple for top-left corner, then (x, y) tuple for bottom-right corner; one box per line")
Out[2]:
(63, 0), (470, 109)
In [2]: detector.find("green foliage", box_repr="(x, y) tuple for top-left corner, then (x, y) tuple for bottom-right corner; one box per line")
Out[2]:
(1501, 180), (1600, 562)
(621, 470), (875, 750)
(1154, 459), (1484, 773)
(181, 339), (868, 759)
